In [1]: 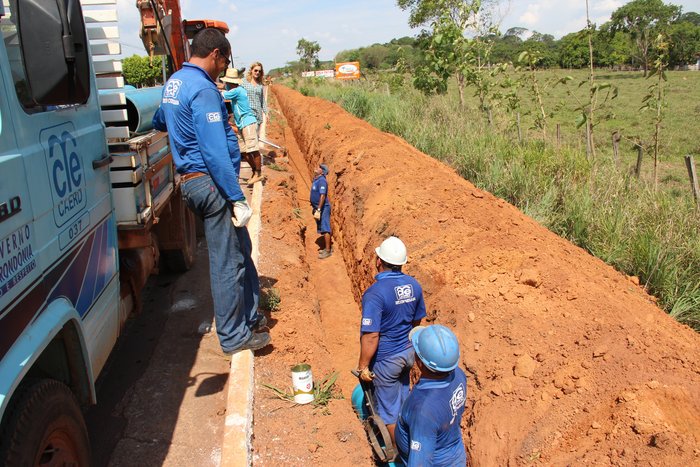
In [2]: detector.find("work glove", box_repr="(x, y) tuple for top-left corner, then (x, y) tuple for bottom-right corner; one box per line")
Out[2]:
(358, 367), (374, 382)
(313, 209), (321, 221)
(232, 200), (252, 227)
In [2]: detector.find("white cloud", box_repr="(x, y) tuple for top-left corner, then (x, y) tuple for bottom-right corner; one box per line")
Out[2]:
(592, 0), (623, 12)
(519, 9), (540, 26)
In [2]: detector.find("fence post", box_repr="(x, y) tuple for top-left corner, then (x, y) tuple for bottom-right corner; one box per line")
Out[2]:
(516, 112), (522, 143)
(612, 131), (621, 166)
(685, 155), (699, 209)
(635, 144), (643, 179)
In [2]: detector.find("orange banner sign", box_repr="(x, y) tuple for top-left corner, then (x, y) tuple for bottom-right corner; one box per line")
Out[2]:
(335, 61), (360, 80)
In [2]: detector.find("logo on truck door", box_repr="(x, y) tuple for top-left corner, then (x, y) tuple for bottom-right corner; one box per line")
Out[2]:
(40, 123), (87, 227)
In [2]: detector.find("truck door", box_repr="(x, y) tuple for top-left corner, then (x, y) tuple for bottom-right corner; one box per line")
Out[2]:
(0, 0), (119, 381)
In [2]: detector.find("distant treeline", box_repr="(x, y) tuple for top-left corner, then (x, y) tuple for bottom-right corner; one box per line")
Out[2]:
(331, 12), (699, 72)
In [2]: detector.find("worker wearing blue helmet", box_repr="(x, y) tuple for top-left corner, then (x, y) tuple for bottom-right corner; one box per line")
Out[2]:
(395, 325), (468, 466)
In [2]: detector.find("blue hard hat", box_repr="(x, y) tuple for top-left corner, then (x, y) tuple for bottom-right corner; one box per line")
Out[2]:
(410, 325), (460, 372)
(320, 164), (329, 175)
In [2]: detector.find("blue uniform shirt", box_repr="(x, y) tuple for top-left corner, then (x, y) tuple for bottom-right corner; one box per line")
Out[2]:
(309, 174), (329, 209)
(395, 368), (468, 467)
(153, 63), (244, 202)
(222, 87), (257, 130)
(360, 271), (426, 363)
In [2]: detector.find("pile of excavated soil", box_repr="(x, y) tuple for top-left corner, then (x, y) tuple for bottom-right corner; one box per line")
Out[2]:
(269, 85), (700, 466)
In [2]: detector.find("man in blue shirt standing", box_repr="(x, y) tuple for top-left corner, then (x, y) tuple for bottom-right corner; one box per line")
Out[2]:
(395, 325), (468, 466)
(356, 236), (426, 446)
(153, 28), (270, 355)
(309, 163), (332, 259)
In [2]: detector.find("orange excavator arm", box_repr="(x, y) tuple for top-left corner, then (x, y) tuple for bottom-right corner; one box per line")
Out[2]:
(136, 0), (229, 72)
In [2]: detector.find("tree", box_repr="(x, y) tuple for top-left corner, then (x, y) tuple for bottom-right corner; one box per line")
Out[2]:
(668, 18), (700, 66)
(558, 31), (590, 68)
(398, 0), (504, 109)
(678, 11), (700, 26)
(296, 38), (321, 71)
(122, 55), (164, 88)
(504, 27), (528, 38)
(610, 0), (681, 76)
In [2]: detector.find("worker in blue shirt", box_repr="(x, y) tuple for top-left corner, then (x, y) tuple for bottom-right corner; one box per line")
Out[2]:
(396, 325), (468, 466)
(356, 236), (426, 446)
(153, 28), (270, 355)
(309, 163), (332, 259)
(220, 68), (265, 187)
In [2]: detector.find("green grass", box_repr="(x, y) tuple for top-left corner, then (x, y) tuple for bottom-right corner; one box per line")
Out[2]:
(261, 287), (281, 312)
(286, 71), (700, 330)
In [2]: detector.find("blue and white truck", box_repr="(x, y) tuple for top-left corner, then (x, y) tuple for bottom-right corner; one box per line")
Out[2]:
(0, 0), (207, 463)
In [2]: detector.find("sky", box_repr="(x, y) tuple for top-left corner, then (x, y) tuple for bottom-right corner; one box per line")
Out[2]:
(114, 0), (700, 70)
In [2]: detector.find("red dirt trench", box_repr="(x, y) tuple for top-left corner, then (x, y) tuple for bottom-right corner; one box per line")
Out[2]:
(271, 85), (700, 466)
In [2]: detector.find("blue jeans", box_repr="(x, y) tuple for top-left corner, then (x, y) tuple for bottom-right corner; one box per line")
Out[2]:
(181, 175), (261, 352)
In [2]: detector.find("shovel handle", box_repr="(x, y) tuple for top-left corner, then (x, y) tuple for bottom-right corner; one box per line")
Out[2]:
(351, 369), (376, 379)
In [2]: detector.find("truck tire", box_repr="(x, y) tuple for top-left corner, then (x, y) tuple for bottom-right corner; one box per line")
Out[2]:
(161, 205), (197, 272)
(0, 379), (91, 467)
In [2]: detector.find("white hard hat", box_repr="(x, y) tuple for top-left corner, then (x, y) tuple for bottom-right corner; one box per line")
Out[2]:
(375, 236), (407, 266)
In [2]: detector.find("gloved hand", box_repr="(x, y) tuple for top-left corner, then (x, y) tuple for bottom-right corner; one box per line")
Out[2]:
(232, 200), (252, 227)
(358, 367), (374, 382)
(313, 209), (321, 221)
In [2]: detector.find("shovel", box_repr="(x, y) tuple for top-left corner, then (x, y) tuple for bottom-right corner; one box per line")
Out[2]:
(351, 369), (397, 463)
(259, 138), (288, 156)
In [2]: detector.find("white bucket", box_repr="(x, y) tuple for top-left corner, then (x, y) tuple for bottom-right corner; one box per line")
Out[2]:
(291, 364), (314, 404)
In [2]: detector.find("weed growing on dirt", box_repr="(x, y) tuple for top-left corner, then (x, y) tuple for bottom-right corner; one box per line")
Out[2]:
(262, 371), (341, 412)
(290, 75), (700, 330)
(292, 208), (302, 219)
(268, 163), (285, 171)
(261, 287), (281, 312)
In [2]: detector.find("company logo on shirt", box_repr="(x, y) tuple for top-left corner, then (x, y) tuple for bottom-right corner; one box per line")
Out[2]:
(394, 284), (416, 305)
(163, 79), (182, 104)
(362, 318), (372, 326)
(207, 112), (222, 123)
(450, 383), (466, 424)
(410, 440), (421, 451)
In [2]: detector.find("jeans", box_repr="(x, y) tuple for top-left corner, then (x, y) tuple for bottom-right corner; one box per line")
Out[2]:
(181, 175), (261, 352)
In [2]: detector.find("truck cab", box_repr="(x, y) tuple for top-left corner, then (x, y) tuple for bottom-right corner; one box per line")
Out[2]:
(0, 0), (197, 463)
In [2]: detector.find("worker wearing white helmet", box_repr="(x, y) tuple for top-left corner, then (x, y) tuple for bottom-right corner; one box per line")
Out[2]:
(356, 236), (426, 446)
(395, 325), (468, 466)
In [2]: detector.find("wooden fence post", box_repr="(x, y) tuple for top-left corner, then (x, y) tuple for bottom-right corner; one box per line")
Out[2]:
(685, 155), (699, 208)
(612, 131), (621, 166)
(635, 144), (643, 179)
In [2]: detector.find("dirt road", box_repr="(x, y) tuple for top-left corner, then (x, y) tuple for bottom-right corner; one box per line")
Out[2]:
(257, 85), (700, 466)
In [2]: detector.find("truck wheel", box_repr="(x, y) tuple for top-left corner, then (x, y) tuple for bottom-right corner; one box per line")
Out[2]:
(0, 379), (90, 467)
(162, 205), (197, 272)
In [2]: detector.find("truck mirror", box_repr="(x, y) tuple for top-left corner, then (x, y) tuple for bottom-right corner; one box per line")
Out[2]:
(15, 0), (90, 106)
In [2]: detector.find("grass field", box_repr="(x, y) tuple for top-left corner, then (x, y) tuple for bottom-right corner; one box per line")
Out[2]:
(287, 69), (700, 330)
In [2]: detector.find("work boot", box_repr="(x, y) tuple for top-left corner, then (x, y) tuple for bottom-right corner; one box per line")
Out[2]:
(223, 332), (271, 355)
(253, 315), (268, 331)
(318, 249), (332, 259)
